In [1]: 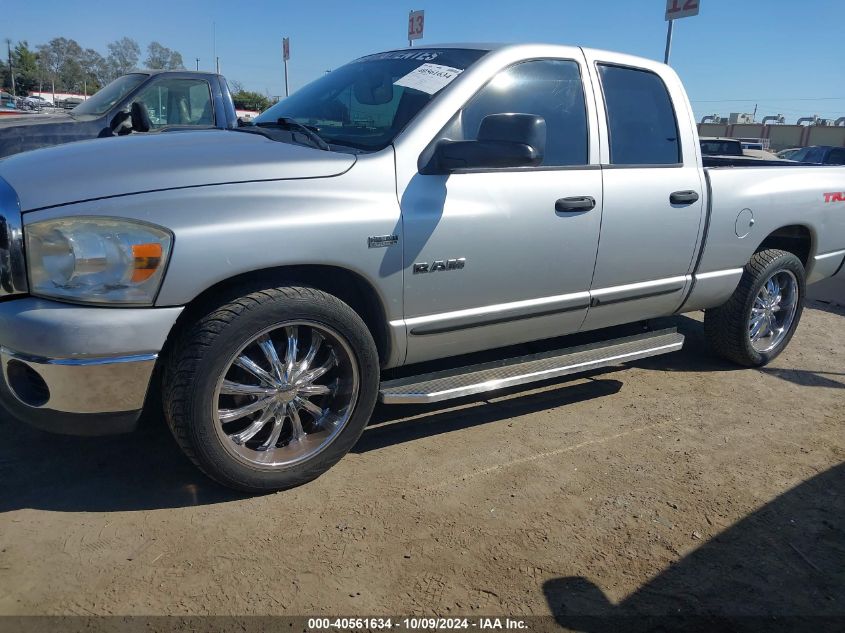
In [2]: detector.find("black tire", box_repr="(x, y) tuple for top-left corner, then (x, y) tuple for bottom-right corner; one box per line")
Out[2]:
(704, 249), (805, 367)
(162, 286), (379, 492)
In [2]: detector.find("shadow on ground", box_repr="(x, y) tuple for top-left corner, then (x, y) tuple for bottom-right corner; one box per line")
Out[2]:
(633, 313), (845, 390)
(355, 375), (624, 453)
(0, 373), (625, 513)
(0, 412), (249, 513)
(1, 311), (837, 513)
(543, 461), (845, 633)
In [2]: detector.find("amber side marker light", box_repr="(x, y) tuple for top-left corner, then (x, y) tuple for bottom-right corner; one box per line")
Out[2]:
(132, 243), (163, 283)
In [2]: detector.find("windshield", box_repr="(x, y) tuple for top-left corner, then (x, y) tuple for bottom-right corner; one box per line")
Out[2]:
(72, 73), (149, 117)
(256, 48), (488, 151)
(789, 147), (827, 163)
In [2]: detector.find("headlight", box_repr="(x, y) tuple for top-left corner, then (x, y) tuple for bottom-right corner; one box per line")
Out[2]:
(25, 217), (173, 305)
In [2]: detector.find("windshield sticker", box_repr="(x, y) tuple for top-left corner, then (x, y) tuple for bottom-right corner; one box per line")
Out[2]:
(394, 63), (464, 94)
(356, 50), (441, 63)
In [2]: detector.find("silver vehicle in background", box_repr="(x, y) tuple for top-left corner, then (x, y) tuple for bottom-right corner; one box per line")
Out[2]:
(1, 44), (843, 492)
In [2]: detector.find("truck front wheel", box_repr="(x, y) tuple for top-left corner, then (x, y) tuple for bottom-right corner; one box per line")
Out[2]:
(162, 286), (379, 492)
(704, 249), (805, 367)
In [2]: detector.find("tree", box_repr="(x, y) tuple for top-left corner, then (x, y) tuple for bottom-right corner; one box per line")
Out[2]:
(35, 37), (84, 92)
(106, 37), (140, 78)
(59, 40), (84, 92)
(145, 42), (185, 70)
(231, 89), (271, 112)
(12, 41), (40, 94)
(80, 48), (108, 92)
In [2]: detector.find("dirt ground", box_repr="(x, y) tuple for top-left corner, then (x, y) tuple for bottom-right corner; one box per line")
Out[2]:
(0, 298), (842, 629)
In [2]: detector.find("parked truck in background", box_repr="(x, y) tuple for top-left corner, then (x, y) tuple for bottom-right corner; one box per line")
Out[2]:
(790, 145), (845, 166)
(1, 44), (843, 492)
(0, 70), (238, 158)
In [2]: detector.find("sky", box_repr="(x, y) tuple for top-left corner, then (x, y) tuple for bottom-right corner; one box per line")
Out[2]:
(4, 0), (845, 122)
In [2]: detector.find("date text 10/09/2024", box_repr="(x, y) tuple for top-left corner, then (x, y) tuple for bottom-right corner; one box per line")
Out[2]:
(308, 618), (529, 630)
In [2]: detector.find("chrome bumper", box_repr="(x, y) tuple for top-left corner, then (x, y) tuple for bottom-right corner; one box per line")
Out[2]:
(1, 348), (157, 414)
(0, 297), (183, 435)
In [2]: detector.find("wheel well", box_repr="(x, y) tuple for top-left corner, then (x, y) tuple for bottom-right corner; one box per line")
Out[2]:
(756, 225), (812, 267)
(165, 265), (391, 364)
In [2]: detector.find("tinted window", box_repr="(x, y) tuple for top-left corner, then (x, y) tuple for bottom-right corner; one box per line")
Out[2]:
(789, 148), (810, 162)
(458, 60), (588, 166)
(135, 78), (213, 128)
(598, 64), (680, 165)
(826, 149), (845, 165)
(802, 147), (827, 164)
(700, 140), (742, 156)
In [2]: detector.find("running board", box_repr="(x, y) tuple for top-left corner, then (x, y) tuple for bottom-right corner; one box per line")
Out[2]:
(379, 328), (684, 405)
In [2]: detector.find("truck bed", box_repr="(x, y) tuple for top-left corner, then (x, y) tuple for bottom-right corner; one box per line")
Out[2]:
(702, 156), (806, 168)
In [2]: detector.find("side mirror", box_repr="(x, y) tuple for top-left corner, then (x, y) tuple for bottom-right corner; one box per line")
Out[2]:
(130, 101), (153, 133)
(110, 111), (133, 135)
(427, 113), (546, 173)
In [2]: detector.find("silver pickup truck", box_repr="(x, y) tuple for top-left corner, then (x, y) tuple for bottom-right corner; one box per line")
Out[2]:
(1, 44), (843, 492)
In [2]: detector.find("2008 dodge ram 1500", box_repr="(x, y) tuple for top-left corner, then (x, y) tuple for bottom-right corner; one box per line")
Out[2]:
(1, 44), (843, 492)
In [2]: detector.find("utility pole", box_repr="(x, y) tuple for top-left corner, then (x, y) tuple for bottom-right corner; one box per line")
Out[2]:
(408, 10), (413, 47)
(5, 39), (15, 97)
(663, 19), (674, 65)
(282, 37), (290, 98)
(216, 56), (220, 74)
(195, 57), (200, 71)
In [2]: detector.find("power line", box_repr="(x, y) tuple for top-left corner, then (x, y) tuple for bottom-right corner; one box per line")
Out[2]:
(691, 97), (845, 103)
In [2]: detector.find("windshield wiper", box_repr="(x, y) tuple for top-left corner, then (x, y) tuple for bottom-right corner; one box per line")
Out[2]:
(256, 117), (331, 151)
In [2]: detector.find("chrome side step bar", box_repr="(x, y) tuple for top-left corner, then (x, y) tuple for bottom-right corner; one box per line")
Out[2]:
(379, 328), (684, 405)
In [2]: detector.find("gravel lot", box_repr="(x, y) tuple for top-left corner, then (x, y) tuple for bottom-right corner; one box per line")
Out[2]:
(0, 296), (842, 628)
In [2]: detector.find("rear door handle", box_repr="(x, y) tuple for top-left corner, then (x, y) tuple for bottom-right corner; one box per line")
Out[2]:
(555, 196), (596, 213)
(670, 190), (700, 205)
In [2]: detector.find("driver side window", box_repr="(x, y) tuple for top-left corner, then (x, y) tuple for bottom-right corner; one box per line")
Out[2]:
(135, 78), (213, 129)
(458, 59), (589, 166)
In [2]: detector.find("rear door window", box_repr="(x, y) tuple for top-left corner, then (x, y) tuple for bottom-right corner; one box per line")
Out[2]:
(598, 64), (681, 165)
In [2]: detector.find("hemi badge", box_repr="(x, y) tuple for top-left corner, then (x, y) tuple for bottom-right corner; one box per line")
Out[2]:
(368, 234), (399, 248)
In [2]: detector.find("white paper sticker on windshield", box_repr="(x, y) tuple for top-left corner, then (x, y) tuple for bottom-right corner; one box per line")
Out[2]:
(394, 63), (463, 94)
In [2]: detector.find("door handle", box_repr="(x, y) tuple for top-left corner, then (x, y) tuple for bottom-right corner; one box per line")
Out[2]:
(555, 196), (596, 213)
(670, 190), (700, 205)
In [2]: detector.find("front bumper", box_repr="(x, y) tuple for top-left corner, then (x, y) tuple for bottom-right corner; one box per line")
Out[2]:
(0, 297), (183, 435)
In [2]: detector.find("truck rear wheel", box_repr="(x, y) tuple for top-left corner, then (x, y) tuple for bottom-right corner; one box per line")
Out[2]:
(704, 249), (805, 367)
(163, 286), (379, 492)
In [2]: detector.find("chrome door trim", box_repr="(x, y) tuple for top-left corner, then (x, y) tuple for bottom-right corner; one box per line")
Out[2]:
(395, 291), (591, 336)
(814, 248), (845, 262)
(589, 275), (689, 307)
(399, 275), (695, 337)
(695, 268), (744, 281)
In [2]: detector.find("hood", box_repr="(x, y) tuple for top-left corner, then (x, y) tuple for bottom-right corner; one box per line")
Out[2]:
(0, 129), (357, 211)
(0, 113), (105, 159)
(0, 112), (75, 129)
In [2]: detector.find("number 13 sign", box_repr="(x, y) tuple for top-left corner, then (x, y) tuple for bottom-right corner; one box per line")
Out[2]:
(408, 10), (425, 41)
(665, 0), (700, 20)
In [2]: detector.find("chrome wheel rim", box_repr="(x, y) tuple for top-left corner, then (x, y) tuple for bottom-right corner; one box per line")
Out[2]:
(748, 270), (799, 353)
(213, 321), (359, 468)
